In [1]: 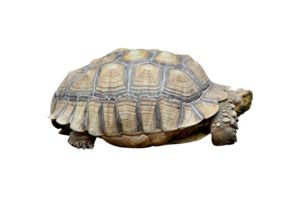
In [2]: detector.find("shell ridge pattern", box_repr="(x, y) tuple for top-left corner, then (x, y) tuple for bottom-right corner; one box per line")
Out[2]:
(99, 100), (105, 135)
(127, 57), (133, 95)
(114, 50), (157, 96)
(65, 71), (88, 97)
(83, 98), (90, 130)
(51, 49), (229, 134)
(135, 99), (143, 132)
(58, 49), (216, 103)
(92, 52), (122, 96)
(180, 67), (202, 90)
(191, 104), (204, 121)
(177, 103), (185, 127)
(53, 49), (216, 105)
(129, 67), (164, 96)
(160, 68), (169, 94)
(114, 99), (123, 133)
(53, 95), (59, 113)
(154, 99), (161, 129)
(57, 97), (69, 118)
(202, 97), (218, 104)
(68, 95), (79, 123)
(92, 66), (103, 96)
(150, 55), (184, 69)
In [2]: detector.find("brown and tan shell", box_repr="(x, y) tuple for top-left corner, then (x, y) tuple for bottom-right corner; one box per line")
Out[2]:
(49, 48), (229, 146)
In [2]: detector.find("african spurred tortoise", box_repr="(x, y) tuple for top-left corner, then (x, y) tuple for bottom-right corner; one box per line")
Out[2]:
(49, 48), (253, 149)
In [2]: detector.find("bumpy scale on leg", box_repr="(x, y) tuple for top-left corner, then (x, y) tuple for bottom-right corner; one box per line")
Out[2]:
(210, 101), (239, 146)
(68, 131), (96, 149)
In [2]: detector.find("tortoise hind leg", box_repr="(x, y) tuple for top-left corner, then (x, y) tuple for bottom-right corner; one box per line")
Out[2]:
(68, 131), (96, 149)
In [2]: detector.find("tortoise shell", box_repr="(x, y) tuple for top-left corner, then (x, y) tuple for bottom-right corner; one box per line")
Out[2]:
(49, 48), (228, 144)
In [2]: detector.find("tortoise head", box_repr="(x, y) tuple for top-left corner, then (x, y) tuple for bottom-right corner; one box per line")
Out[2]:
(227, 88), (253, 116)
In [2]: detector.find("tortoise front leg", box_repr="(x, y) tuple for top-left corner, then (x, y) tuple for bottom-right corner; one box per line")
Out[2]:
(210, 101), (239, 146)
(68, 131), (96, 149)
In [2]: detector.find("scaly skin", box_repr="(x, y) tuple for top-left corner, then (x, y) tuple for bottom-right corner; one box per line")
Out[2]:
(68, 131), (96, 149)
(210, 101), (239, 145)
(210, 88), (253, 146)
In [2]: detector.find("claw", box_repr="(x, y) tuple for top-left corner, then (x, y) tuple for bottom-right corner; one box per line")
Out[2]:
(88, 144), (94, 149)
(231, 118), (239, 130)
(82, 144), (86, 149)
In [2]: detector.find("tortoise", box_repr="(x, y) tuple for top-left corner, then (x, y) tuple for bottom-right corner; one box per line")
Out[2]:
(49, 48), (253, 149)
